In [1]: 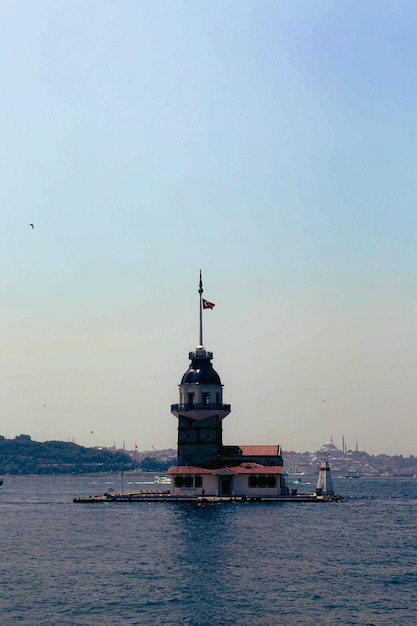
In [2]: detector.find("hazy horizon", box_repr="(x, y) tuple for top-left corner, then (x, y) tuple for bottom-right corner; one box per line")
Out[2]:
(2, 2), (417, 456)
(2, 432), (412, 459)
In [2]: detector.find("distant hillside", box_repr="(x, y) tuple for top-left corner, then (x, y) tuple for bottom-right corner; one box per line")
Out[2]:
(0, 434), (135, 475)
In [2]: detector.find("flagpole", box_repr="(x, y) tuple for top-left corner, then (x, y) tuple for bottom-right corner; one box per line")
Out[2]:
(198, 270), (203, 346)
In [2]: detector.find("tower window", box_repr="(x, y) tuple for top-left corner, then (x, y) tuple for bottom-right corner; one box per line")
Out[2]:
(216, 393), (220, 404)
(202, 392), (210, 405)
(187, 393), (195, 408)
(248, 475), (277, 488)
(175, 475), (196, 488)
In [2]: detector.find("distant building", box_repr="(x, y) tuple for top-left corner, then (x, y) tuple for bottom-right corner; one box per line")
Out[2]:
(168, 273), (288, 498)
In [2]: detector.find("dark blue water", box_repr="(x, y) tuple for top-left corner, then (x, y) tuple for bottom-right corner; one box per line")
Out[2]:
(1, 475), (416, 625)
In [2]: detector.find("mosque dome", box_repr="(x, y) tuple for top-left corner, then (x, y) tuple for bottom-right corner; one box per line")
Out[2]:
(320, 441), (339, 452)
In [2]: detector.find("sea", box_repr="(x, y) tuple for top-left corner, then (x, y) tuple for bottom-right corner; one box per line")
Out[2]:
(1, 474), (416, 626)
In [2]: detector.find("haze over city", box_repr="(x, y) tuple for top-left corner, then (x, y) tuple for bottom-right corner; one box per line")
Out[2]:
(2, 2), (417, 456)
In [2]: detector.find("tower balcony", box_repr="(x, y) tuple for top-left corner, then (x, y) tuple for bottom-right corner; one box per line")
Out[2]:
(171, 403), (231, 421)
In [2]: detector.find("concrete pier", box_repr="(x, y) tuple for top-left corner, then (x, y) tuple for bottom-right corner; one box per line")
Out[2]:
(73, 490), (344, 504)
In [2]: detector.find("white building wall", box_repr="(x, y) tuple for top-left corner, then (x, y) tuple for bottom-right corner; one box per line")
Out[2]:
(171, 473), (283, 497)
(233, 475), (281, 497)
(171, 474), (217, 496)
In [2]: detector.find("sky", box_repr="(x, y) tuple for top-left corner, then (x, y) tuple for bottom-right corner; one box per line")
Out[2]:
(1, 1), (417, 456)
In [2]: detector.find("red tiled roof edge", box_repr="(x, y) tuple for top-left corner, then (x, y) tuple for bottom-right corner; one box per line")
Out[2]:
(169, 464), (284, 475)
(239, 445), (281, 456)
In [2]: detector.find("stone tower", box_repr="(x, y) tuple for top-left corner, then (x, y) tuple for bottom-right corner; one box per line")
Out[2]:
(171, 273), (231, 467)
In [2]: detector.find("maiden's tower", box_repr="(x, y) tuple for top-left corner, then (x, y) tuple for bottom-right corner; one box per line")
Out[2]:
(169, 273), (288, 498)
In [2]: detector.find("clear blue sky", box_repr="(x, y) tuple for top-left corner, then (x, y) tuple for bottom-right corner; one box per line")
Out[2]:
(2, 1), (417, 455)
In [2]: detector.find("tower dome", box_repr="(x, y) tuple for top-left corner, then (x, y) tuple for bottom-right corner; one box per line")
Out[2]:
(181, 347), (222, 385)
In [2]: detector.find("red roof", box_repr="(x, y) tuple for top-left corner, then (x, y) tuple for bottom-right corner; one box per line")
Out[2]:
(169, 466), (215, 475)
(231, 463), (283, 475)
(240, 445), (281, 456)
(169, 463), (283, 476)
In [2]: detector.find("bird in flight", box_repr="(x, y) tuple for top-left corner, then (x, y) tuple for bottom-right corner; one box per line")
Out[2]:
(28, 223), (34, 229)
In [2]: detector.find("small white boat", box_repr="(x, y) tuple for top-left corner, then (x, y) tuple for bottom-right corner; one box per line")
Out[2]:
(155, 476), (171, 485)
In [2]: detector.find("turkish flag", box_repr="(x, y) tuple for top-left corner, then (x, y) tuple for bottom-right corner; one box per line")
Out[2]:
(203, 299), (215, 309)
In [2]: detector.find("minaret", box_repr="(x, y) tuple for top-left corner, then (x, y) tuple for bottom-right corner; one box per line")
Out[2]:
(171, 272), (231, 467)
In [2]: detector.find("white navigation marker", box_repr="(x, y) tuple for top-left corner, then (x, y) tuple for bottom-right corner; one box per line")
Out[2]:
(316, 453), (334, 496)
